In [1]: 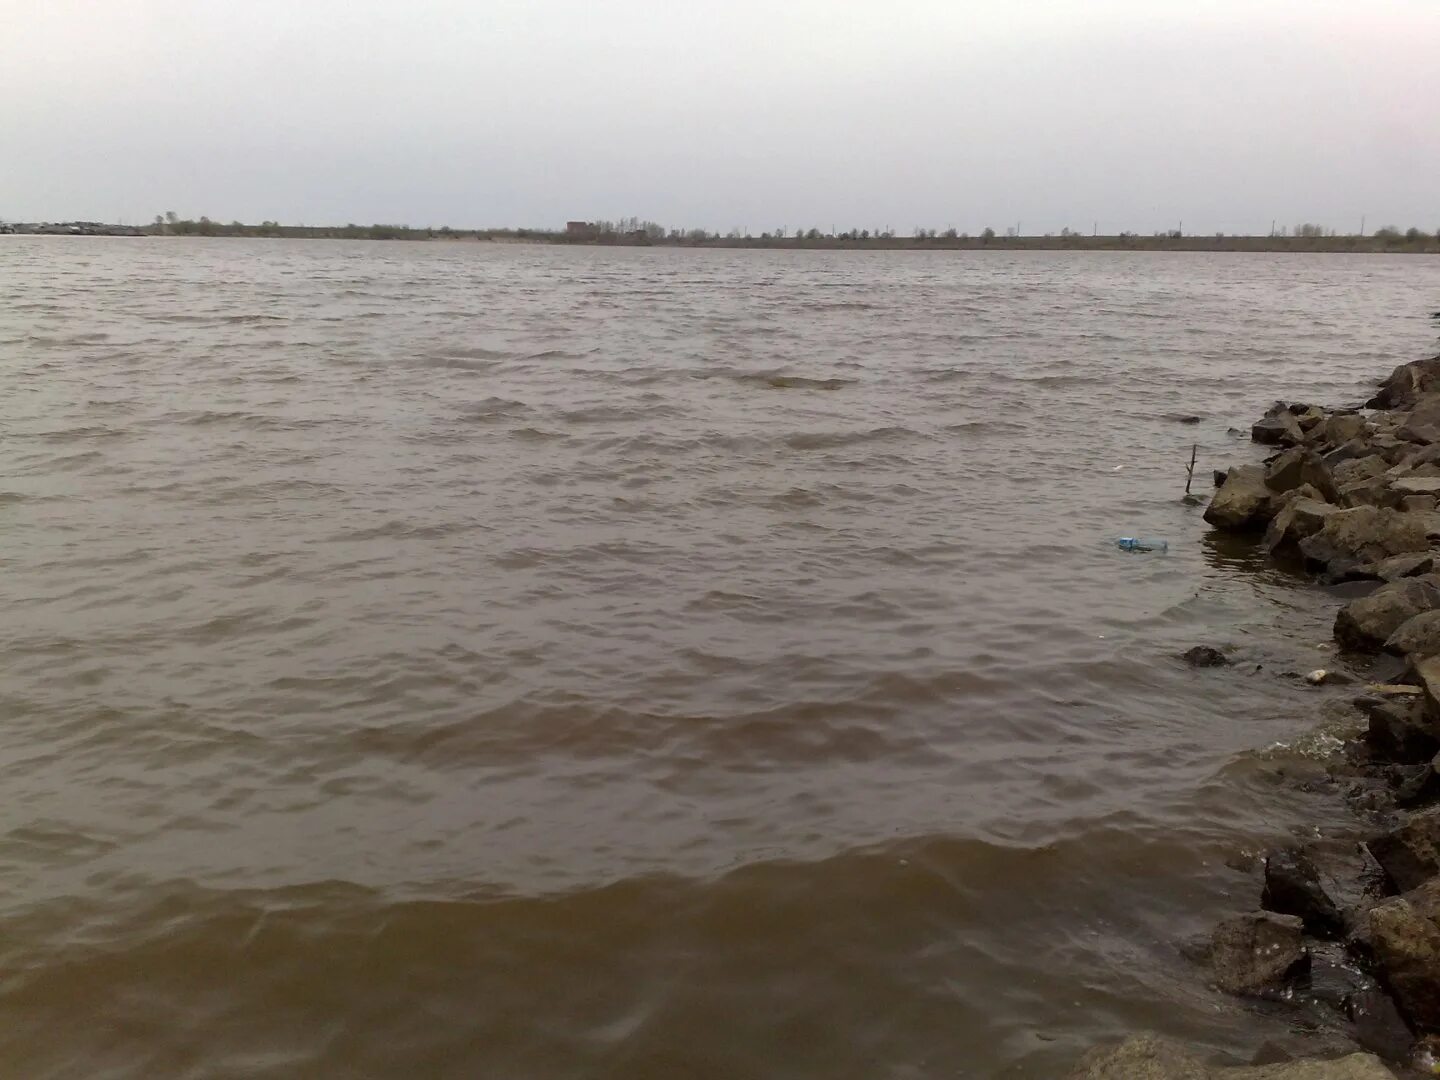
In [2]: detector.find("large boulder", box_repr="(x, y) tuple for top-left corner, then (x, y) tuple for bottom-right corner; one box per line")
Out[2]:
(1318, 413), (1369, 448)
(1261, 849), (1344, 937)
(1392, 477), (1440, 499)
(1368, 356), (1440, 410)
(1398, 394), (1440, 445)
(1360, 696), (1440, 764)
(1265, 447), (1338, 500)
(1300, 506), (1429, 579)
(1385, 610), (1440, 659)
(1368, 877), (1440, 1029)
(1069, 1036), (1395, 1078)
(1337, 475), (1401, 510)
(1366, 807), (1440, 892)
(1334, 578), (1440, 652)
(1206, 911), (1306, 996)
(1264, 489), (1340, 552)
(1206, 464), (1277, 531)
(1331, 455), (1390, 489)
(1254, 412), (1306, 446)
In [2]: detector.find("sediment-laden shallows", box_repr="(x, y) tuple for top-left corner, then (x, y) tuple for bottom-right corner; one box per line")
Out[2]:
(1076, 354), (1440, 1079)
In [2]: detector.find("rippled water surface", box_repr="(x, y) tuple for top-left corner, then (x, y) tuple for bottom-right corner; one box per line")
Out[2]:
(3, 238), (1440, 1078)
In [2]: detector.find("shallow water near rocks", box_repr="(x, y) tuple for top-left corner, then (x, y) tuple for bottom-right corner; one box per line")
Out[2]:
(3, 238), (1440, 1078)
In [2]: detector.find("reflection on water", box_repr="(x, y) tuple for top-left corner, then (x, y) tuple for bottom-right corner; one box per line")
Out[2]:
(1, 238), (1439, 1077)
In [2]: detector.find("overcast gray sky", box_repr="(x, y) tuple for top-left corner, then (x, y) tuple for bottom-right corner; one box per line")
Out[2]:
(3, 0), (1437, 234)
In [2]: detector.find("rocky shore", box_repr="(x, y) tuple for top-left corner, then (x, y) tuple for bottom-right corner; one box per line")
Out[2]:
(1074, 355), (1440, 1078)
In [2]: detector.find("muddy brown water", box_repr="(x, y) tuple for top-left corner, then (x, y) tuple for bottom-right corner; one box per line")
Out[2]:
(3, 238), (1440, 1078)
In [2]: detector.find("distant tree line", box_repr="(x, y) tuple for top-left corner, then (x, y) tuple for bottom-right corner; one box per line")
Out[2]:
(138, 212), (1440, 250)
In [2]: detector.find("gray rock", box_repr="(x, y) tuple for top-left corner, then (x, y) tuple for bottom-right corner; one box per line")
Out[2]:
(1368, 356), (1440, 410)
(1207, 910), (1306, 996)
(1182, 645), (1231, 668)
(1360, 696), (1440, 763)
(1402, 495), (1438, 513)
(1368, 877), (1440, 1029)
(1365, 807), (1440, 892)
(1254, 413), (1305, 446)
(1205, 464), (1277, 531)
(1262, 849), (1344, 937)
(1347, 988), (1413, 1064)
(1334, 578), (1440, 652)
(1069, 1036), (1395, 1079)
(1324, 439), (1376, 468)
(1385, 610), (1440, 659)
(1398, 395), (1440, 444)
(1300, 507), (1429, 579)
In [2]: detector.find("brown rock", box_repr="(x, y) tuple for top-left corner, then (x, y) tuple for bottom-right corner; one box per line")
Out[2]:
(1207, 911), (1306, 996)
(1264, 492), (1340, 553)
(1300, 506), (1429, 578)
(1368, 356), (1440, 410)
(1334, 578), (1440, 652)
(1386, 610), (1440, 659)
(1254, 410), (1306, 446)
(1265, 447), (1338, 500)
(1070, 1036), (1396, 1078)
(1319, 413), (1369, 447)
(1205, 464), (1277, 531)
(1332, 456), (1391, 489)
(1368, 878), (1440, 1029)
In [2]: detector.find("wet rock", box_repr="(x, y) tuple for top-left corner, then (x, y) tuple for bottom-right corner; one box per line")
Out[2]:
(1206, 465), (1277, 530)
(1266, 448), (1338, 500)
(1262, 849), (1344, 936)
(1214, 469), (1230, 488)
(1306, 669), (1354, 686)
(1368, 356), (1440, 410)
(1183, 646), (1231, 668)
(1207, 911), (1306, 996)
(1392, 757), (1440, 808)
(1265, 491), (1340, 552)
(1365, 807), (1440, 892)
(1385, 610), (1440, 659)
(1347, 988), (1413, 1063)
(1254, 412), (1306, 446)
(1360, 696), (1440, 764)
(1069, 1035), (1396, 1078)
(1299, 507), (1429, 578)
(1368, 877), (1440, 1029)
(1334, 578), (1440, 653)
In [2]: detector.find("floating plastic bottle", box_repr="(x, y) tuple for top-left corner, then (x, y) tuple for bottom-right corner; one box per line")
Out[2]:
(1117, 537), (1169, 553)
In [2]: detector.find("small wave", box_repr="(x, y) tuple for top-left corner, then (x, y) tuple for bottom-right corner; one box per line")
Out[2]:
(731, 372), (856, 391)
(783, 426), (917, 451)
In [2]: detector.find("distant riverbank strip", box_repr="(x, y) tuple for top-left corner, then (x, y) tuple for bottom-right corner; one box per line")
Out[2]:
(5, 218), (1438, 253)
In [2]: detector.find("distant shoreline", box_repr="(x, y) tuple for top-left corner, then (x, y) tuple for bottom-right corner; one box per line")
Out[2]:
(4, 220), (1438, 253)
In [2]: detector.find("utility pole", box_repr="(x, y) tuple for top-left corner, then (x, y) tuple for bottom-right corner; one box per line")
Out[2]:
(1360, 215), (1366, 237)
